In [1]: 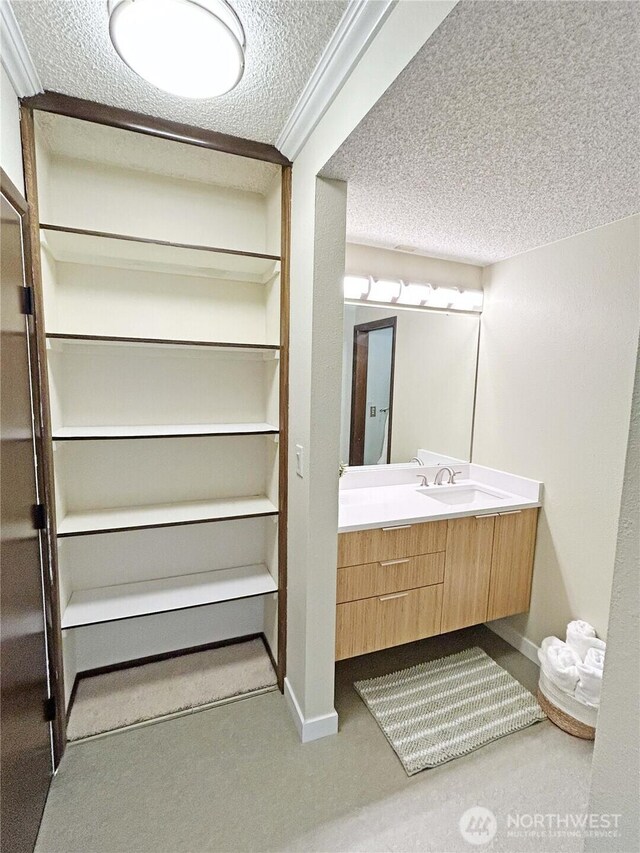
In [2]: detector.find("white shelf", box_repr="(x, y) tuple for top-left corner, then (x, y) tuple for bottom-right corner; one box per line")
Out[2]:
(57, 496), (278, 537)
(61, 564), (278, 628)
(53, 423), (279, 440)
(41, 227), (281, 282)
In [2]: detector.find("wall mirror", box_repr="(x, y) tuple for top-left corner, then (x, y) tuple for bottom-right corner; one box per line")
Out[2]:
(340, 283), (481, 467)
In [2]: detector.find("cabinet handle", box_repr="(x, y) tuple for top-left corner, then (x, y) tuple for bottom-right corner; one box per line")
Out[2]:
(380, 558), (410, 566)
(381, 524), (412, 532)
(379, 592), (409, 601)
(499, 510), (522, 515)
(475, 513), (499, 518)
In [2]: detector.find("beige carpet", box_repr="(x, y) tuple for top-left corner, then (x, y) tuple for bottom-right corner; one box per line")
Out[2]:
(67, 638), (277, 740)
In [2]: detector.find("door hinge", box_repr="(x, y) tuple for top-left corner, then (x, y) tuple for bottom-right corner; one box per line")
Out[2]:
(22, 285), (34, 315)
(43, 696), (56, 722)
(33, 503), (47, 530)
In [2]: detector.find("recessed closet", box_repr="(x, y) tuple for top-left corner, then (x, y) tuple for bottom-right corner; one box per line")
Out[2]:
(23, 104), (290, 724)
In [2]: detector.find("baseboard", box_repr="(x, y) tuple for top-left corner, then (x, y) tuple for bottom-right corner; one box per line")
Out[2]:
(485, 618), (540, 665)
(284, 677), (338, 743)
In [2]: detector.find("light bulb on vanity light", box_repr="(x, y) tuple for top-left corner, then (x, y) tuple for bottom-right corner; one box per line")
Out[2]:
(452, 288), (484, 312)
(427, 286), (458, 309)
(344, 275), (370, 300)
(108, 0), (246, 98)
(400, 281), (430, 306)
(369, 278), (402, 303)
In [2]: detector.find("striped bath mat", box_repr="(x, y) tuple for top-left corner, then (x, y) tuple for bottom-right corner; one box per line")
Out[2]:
(355, 647), (546, 775)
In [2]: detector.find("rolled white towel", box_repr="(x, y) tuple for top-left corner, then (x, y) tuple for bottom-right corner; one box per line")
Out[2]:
(537, 636), (581, 693)
(575, 648), (605, 708)
(566, 620), (606, 662)
(584, 646), (605, 670)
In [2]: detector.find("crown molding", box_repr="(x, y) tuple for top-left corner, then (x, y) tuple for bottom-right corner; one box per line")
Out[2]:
(0, 0), (42, 97)
(276, 0), (395, 161)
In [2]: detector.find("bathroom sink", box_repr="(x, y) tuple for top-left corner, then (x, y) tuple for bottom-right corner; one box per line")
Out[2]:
(418, 486), (507, 508)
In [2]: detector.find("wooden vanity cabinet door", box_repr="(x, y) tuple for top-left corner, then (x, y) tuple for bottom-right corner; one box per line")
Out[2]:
(441, 515), (495, 633)
(486, 509), (538, 621)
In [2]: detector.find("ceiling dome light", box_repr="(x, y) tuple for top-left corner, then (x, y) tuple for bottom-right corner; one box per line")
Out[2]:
(108, 0), (245, 99)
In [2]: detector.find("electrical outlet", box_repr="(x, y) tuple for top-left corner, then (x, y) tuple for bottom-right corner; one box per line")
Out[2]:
(295, 444), (304, 478)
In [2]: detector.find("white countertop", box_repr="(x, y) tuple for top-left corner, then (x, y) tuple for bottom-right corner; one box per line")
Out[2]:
(338, 464), (542, 533)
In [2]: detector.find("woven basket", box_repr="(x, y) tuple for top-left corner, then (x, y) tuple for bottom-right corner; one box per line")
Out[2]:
(537, 688), (596, 740)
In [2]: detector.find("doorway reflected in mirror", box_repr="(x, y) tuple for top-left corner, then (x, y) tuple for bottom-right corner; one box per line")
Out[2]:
(349, 317), (397, 465)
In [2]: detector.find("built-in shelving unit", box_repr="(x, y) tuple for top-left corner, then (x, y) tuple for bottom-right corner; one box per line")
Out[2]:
(26, 105), (289, 713)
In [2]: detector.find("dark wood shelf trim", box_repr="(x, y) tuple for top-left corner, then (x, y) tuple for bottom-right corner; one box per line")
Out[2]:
(40, 223), (281, 262)
(22, 92), (291, 166)
(52, 429), (280, 441)
(20, 105), (68, 762)
(57, 510), (279, 539)
(62, 588), (280, 630)
(46, 333), (280, 351)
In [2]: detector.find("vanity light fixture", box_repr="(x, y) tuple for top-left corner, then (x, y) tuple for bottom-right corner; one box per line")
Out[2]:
(108, 0), (246, 99)
(343, 275), (484, 314)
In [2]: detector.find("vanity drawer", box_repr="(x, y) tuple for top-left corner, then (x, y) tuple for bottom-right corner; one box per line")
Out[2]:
(336, 583), (443, 660)
(337, 520), (447, 567)
(337, 552), (445, 603)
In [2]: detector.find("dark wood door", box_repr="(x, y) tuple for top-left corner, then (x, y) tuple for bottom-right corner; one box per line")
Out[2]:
(1, 192), (52, 852)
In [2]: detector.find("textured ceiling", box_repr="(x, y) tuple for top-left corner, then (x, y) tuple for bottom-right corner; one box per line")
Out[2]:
(324, 0), (640, 265)
(13, 0), (348, 144)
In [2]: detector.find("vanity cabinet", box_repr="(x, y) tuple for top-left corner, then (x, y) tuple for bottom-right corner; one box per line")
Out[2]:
(336, 508), (538, 660)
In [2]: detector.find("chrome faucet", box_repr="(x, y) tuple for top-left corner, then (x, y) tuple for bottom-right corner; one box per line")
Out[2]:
(416, 473), (429, 487)
(410, 456), (422, 465)
(433, 466), (462, 486)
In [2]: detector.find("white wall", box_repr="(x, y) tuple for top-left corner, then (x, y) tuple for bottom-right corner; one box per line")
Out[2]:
(585, 339), (639, 853)
(286, 1), (457, 736)
(345, 242), (482, 289)
(341, 303), (479, 464)
(1, 63), (24, 194)
(44, 156), (268, 254)
(474, 216), (639, 648)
